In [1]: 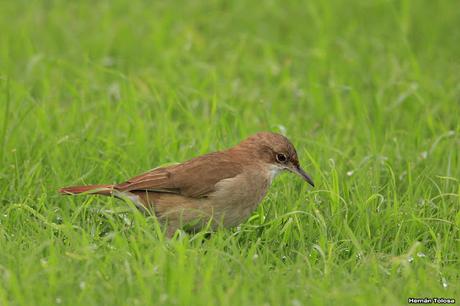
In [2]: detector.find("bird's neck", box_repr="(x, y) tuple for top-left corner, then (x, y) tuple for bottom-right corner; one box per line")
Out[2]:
(267, 164), (283, 183)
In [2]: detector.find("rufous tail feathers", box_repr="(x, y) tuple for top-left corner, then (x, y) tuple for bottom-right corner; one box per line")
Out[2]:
(59, 184), (114, 195)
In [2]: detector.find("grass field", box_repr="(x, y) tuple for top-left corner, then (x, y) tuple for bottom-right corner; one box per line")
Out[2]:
(1, 1), (459, 305)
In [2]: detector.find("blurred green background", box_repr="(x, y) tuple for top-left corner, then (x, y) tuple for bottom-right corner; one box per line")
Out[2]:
(0, 1), (459, 305)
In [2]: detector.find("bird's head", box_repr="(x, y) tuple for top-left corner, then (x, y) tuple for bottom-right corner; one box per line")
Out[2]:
(236, 132), (314, 187)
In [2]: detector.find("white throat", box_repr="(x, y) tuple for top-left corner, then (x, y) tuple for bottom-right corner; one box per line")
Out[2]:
(267, 165), (284, 184)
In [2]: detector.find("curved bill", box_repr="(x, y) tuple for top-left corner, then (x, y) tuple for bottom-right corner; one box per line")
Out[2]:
(291, 166), (315, 187)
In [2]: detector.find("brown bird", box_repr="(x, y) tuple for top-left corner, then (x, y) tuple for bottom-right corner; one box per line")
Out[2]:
(60, 132), (314, 237)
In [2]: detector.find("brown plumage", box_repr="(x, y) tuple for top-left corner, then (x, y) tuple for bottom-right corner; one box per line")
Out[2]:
(60, 132), (314, 236)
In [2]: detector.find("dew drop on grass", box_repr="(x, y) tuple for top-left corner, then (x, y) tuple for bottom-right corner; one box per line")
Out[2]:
(291, 299), (302, 306)
(417, 252), (426, 258)
(346, 170), (354, 176)
(252, 253), (259, 260)
(442, 277), (448, 288)
(328, 158), (335, 167)
(294, 88), (305, 98)
(160, 294), (168, 302)
(399, 171), (407, 181)
(101, 56), (115, 67)
(314, 195), (323, 205)
(277, 125), (287, 135)
(57, 135), (69, 144)
(108, 82), (121, 102)
(407, 256), (414, 263)
(417, 199), (426, 207)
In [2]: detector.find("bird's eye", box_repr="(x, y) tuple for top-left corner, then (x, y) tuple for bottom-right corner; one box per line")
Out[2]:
(276, 153), (287, 163)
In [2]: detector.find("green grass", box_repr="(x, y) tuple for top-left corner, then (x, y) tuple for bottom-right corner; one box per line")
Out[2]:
(0, 1), (459, 305)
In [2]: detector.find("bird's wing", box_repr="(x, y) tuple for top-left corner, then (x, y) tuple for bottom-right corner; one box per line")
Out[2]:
(115, 152), (244, 198)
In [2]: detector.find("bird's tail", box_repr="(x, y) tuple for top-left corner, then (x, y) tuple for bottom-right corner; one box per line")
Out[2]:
(59, 184), (114, 195)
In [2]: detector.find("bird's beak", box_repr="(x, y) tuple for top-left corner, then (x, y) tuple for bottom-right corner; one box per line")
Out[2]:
(290, 165), (315, 187)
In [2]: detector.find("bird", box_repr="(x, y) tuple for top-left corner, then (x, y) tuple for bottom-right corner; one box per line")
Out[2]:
(59, 132), (314, 237)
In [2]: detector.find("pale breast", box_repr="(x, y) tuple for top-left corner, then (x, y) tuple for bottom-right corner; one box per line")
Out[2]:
(209, 166), (275, 227)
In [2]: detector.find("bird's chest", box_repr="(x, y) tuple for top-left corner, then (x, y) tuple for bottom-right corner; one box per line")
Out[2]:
(210, 167), (275, 227)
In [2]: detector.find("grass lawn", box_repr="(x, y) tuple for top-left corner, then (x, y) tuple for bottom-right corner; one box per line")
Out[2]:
(0, 1), (459, 305)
